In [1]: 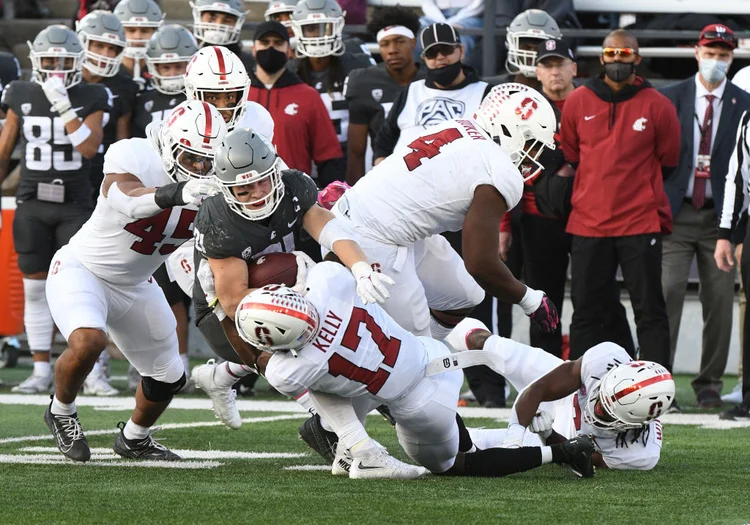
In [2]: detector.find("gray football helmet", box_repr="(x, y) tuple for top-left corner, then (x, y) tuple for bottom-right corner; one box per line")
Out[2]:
(213, 127), (284, 220)
(146, 25), (198, 95)
(114, 0), (164, 59)
(506, 9), (561, 78)
(190, 0), (246, 46)
(76, 10), (127, 78)
(292, 0), (346, 58)
(28, 25), (85, 88)
(265, 0), (295, 28)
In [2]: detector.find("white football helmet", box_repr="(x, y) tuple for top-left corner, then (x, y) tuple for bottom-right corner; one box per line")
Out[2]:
(584, 360), (675, 433)
(191, 0), (246, 46)
(114, 0), (164, 59)
(184, 46), (250, 130)
(291, 0), (346, 58)
(157, 100), (228, 183)
(265, 0), (295, 28)
(506, 9), (561, 78)
(473, 83), (557, 181)
(76, 10), (127, 78)
(28, 25), (85, 88)
(235, 285), (320, 355)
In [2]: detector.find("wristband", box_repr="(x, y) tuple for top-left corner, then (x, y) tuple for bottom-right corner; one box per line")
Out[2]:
(67, 123), (91, 147)
(154, 181), (187, 209)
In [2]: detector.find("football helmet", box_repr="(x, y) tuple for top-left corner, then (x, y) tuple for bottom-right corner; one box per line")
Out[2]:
(584, 359), (675, 433)
(265, 0), (295, 28)
(506, 9), (561, 78)
(184, 46), (250, 130)
(473, 83), (557, 181)
(146, 24), (199, 95)
(28, 25), (85, 88)
(291, 0), (346, 58)
(157, 100), (228, 183)
(114, 0), (164, 59)
(213, 127), (285, 220)
(235, 285), (320, 355)
(191, 0), (246, 46)
(76, 10), (127, 78)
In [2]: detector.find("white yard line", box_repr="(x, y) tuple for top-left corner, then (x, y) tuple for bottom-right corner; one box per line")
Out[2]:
(0, 454), (223, 468)
(19, 447), (308, 459)
(284, 465), (331, 471)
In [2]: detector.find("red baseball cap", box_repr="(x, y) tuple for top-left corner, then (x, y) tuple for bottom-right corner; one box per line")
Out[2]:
(698, 24), (737, 49)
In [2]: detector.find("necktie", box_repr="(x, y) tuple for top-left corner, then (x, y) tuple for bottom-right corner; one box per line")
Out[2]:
(693, 93), (715, 210)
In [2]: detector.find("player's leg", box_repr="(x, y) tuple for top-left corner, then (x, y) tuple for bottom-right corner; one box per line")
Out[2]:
(45, 247), (110, 462)
(153, 264), (193, 382)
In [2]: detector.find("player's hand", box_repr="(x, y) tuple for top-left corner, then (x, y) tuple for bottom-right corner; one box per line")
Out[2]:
(197, 259), (226, 320)
(500, 423), (527, 449)
(42, 76), (72, 115)
(528, 294), (559, 333)
(317, 181), (350, 211)
(181, 178), (220, 207)
(499, 231), (512, 261)
(291, 251), (316, 294)
(529, 410), (554, 440)
(352, 261), (395, 305)
(715, 239), (735, 272)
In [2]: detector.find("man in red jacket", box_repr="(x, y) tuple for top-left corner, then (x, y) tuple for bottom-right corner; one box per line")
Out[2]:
(559, 29), (680, 366)
(247, 21), (345, 187)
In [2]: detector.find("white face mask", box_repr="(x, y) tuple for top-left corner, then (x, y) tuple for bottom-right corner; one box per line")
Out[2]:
(700, 57), (730, 84)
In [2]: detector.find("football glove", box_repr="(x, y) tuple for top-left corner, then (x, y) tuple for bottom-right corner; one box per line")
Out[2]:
(181, 178), (220, 207)
(352, 261), (395, 305)
(500, 423), (527, 449)
(292, 251), (316, 294)
(41, 76), (72, 116)
(529, 410), (554, 440)
(197, 259), (226, 321)
(528, 294), (559, 333)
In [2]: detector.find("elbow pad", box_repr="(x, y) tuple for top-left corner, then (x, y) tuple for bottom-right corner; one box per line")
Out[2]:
(107, 182), (163, 219)
(317, 217), (358, 251)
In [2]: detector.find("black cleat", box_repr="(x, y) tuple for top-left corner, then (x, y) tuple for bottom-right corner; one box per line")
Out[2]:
(298, 413), (338, 465)
(560, 435), (595, 478)
(113, 421), (181, 461)
(44, 400), (91, 462)
(720, 396), (750, 420)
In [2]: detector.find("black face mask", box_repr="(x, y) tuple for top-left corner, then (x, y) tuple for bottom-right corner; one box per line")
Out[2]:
(427, 61), (463, 86)
(256, 47), (288, 74)
(603, 61), (635, 83)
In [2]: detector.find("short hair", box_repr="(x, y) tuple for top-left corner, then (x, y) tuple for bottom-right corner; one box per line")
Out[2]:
(366, 6), (421, 40)
(604, 29), (639, 51)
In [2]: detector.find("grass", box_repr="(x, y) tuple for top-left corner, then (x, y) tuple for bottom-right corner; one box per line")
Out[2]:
(0, 359), (749, 525)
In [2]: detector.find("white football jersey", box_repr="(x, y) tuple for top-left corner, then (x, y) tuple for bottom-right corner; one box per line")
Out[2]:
(341, 118), (523, 245)
(236, 101), (275, 141)
(571, 344), (663, 471)
(265, 262), (429, 402)
(67, 137), (198, 286)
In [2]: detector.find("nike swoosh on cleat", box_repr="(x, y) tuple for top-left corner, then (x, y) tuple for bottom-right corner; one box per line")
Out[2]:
(356, 462), (383, 470)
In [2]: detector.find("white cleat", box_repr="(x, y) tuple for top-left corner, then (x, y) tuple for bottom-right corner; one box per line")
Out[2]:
(82, 371), (120, 396)
(192, 359), (242, 430)
(722, 383), (743, 404)
(444, 318), (491, 352)
(11, 372), (53, 394)
(331, 445), (353, 476)
(349, 448), (429, 480)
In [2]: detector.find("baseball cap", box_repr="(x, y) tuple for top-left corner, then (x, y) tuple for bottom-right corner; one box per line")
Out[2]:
(698, 24), (737, 49)
(535, 39), (575, 64)
(254, 20), (290, 42)
(420, 23), (461, 54)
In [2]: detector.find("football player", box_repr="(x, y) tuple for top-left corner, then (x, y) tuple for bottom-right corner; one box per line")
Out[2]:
(445, 318), (674, 470)
(232, 263), (596, 479)
(114, 0), (164, 83)
(0, 51), (21, 125)
(189, 128), (392, 430)
(190, 0), (255, 71)
(43, 101), (226, 462)
(332, 83), (560, 342)
(502, 9), (561, 82)
(0, 26), (107, 395)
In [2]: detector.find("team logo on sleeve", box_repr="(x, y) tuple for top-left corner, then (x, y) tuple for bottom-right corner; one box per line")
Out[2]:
(21, 103), (31, 115)
(371, 88), (383, 102)
(144, 100), (154, 112)
(416, 98), (466, 127)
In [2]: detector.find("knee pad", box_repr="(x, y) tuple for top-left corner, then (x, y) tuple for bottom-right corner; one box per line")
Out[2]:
(140, 373), (186, 402)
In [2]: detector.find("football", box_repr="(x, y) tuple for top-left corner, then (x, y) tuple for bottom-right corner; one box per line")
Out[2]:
(247, 252), (299, 288)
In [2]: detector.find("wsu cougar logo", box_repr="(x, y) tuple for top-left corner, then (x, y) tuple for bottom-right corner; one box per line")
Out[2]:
(515, 97), (538, 120)
(416, 97), (466, 127)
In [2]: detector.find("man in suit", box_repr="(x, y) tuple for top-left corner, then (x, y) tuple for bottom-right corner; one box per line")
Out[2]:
(660, 24), (750, 408)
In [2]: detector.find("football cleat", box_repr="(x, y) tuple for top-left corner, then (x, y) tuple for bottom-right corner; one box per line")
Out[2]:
(12, 371), (53, 393)
(298, 413), (338, 465)
(721, 383), (743, 404)
(192, 359), (242, 430)
(376, 405), (396, 426)
(82, 370), (119, 396)
(559, 435), (595, 478)
(444, 318), (491, 352)
(331, 444), (352, 476)
(720, 393), (750, 420)
(113, 422), (181, 461)
(44, 399), (90, 462)
(349, 448), (428, 480)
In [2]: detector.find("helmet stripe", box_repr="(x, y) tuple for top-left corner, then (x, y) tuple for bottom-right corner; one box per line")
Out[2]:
(612, 373), (672, 401)
(213, 45), (227, 81)
(201, 101), (212, 144)
(239, 301), (317, 329)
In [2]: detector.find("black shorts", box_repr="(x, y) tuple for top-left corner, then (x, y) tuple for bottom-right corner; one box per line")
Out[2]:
(152, 263), (191, 308)
(12, 199), (92, 275)
(197, 312), (243, 364)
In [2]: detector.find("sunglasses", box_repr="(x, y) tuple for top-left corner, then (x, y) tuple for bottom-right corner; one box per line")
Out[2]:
(701, 30), (737, 46)
(423, 44), (459, 60)
(601, 47), (638, 58)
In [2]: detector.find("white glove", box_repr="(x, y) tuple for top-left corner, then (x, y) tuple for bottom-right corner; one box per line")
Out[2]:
(181, 178), (220, 207)
(500, 423), (527, 449)
(41, 76), (72, 115)
(197, 259), (226, 321)
(351, 261), (395, 305)
(291, 251), (316, 294)
(529, 410), (554, 440)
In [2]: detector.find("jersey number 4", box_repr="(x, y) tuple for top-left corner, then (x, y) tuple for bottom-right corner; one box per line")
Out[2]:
(403, 127), (462, 171)
(327, 307), (401, 395)
(124, 208), (196, 256)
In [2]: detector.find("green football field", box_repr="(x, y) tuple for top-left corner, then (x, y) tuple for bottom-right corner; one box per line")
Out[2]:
(1, 358), (749, 525)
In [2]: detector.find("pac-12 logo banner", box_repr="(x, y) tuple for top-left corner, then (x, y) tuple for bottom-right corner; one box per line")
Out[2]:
(416, 97), (466, 127)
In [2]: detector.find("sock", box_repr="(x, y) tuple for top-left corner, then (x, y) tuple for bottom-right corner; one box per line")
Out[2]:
(123, 418), (150, 441)
(540, 446), (553, 464)
(350, 438), (379, 458)
(33, 359), (52, 377)
(455, 414), (474, 453)
(462, 447), (542, 477)
(51, 396), (76, 416)
(180, 354), (190, 379)
(214, 362), (253, 388)
(23, 278), (54, 352)
(429, 316), (454, 341)
(295, 390), (315, 414)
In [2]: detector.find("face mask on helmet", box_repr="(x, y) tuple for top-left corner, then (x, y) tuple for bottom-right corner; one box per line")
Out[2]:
(191, 4), (245, 46)
(291, 12), (345, 57)
(265, 1), (294, 28)
(32, 55), (84, 88)
(505, 9), (562, 78)
(80, 35), (126, 77)
(219, 160), (285, 220)
(122, 24), (161, 58)
(147, 60), (189, 94)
